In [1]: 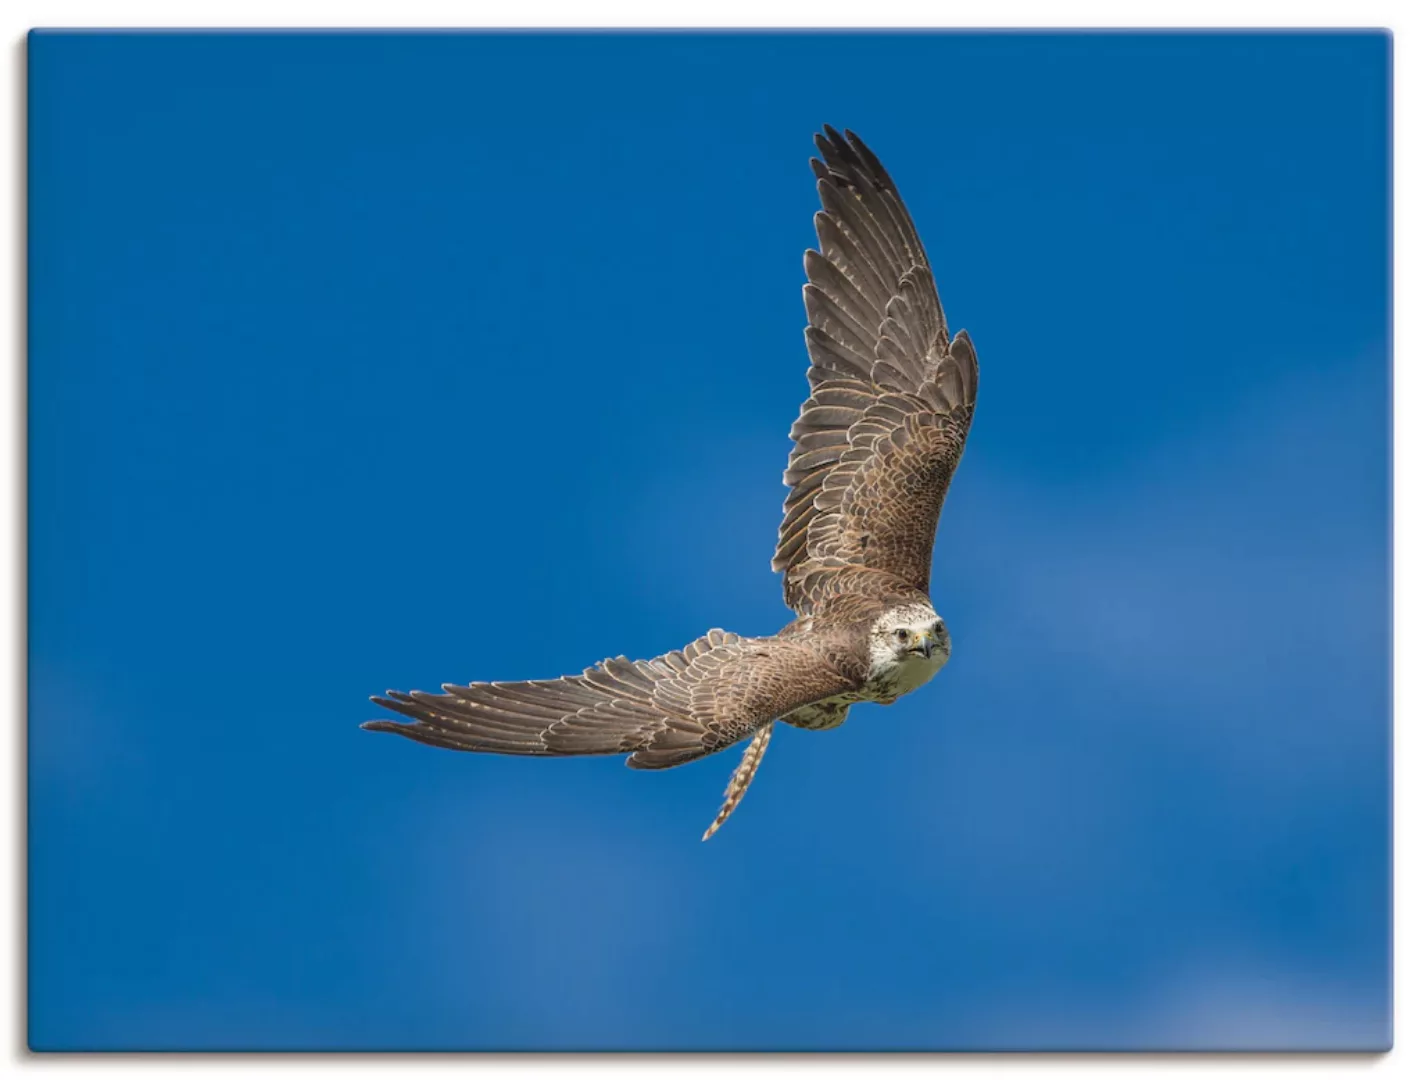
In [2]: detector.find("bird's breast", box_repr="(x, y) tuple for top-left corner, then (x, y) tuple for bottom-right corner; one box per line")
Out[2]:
(863, 651), (948, 702)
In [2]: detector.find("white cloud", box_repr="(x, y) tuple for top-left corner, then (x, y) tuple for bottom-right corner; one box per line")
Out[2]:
(1131, 955), (1391, 1050)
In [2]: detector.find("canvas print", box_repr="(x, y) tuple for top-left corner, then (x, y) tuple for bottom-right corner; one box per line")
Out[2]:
(27, 30), (1391, 1052)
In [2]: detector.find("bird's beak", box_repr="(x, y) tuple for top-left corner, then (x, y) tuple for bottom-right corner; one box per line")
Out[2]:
(911, 631), (933, 658)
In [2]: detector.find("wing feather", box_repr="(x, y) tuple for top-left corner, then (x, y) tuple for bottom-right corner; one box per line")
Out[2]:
(364, 631), (857, 770)
(774, 126), (979, 615)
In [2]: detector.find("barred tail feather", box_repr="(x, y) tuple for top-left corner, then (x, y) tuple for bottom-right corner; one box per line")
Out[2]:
(702, 723), (775, 841)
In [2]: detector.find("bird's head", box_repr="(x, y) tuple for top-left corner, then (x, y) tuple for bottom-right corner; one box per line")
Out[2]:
(867, 602), (951, 674)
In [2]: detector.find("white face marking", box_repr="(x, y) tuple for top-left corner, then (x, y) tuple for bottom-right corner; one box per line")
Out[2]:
(866, 603), (951, 698)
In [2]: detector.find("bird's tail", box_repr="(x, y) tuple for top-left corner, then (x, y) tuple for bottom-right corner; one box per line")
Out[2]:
(702, 723), (774, 841)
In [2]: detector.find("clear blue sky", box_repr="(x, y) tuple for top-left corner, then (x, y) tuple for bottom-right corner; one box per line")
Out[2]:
(28, 31), (1390, 1051)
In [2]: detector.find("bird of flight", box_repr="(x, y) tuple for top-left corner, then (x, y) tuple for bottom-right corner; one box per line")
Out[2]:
(364, 126), (979, 840)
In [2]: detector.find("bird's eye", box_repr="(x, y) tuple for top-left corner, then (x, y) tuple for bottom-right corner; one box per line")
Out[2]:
(894, 628), (910, 643)
(933, 621), (944, 635)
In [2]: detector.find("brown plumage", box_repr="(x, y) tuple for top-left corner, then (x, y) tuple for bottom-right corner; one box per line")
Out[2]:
(776, 127), (978, 616)
(367, 629), (860, 771)
(365, 126), (979, 839)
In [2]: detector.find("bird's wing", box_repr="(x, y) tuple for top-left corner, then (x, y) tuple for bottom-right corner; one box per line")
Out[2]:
(775, 126), (979, 616)
(364, 629), (856, 771)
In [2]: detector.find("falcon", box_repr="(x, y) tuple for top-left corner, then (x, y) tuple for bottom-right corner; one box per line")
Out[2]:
(364, 126), (979, 840)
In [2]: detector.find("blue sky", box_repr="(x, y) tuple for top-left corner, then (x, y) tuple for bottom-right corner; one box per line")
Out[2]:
(28, 31), (1389, 1050)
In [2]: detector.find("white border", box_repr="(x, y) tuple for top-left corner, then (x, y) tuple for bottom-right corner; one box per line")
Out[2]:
(0, 1), (1412, 28)
(1, 2), (1407, 1076)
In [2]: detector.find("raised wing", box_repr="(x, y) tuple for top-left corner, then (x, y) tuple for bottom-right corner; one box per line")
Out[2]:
(364, 629), (855, 771)
(774, 127), (979, 616)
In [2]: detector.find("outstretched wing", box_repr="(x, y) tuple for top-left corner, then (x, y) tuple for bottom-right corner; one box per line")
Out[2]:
(364, 629), (855, 771)
(774, 126), (979, 616)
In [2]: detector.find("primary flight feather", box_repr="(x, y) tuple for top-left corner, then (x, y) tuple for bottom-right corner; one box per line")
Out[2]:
(364, 126), (979, 839)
